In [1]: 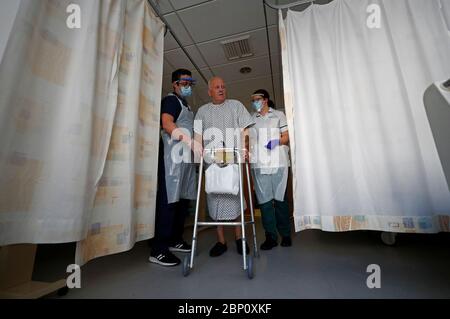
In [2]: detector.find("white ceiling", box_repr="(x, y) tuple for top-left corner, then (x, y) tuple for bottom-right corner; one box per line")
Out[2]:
(151, 0), (333, 111)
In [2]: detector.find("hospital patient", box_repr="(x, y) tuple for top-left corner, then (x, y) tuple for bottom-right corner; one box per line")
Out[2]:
(194, 77), (255, 257)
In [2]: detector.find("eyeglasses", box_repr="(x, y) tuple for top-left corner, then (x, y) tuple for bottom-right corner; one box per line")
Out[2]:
(176, 77), (196, 87)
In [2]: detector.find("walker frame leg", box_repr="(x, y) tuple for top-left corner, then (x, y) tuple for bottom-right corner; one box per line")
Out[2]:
(183, 148), (258, 279)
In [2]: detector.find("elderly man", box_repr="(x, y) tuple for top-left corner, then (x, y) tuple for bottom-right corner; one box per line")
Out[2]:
(194, 77), (255, 257)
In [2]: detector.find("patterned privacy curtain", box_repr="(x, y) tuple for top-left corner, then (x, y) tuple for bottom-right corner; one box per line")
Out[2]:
(280, 0), (450, 233)
(0, 0), (164, 265)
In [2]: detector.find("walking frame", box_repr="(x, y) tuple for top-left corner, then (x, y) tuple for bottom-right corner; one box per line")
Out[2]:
(182, 147), (259, 279)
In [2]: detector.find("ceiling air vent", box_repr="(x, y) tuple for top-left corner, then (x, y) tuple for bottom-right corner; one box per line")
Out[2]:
(221, 35), (253, 61)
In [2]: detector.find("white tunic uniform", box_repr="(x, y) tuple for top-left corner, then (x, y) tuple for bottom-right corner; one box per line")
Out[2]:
(249, 107), (290, 204)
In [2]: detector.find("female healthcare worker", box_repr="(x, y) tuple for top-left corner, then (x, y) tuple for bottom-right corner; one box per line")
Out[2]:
(249, 89), (292, 250)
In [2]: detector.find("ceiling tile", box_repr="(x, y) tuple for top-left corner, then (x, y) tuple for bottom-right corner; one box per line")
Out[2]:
(163, 33), (180, 51)
(164, 46), (208, 70)
(169, 0), (214, 11)
(151, 0), (174, 14)
(163, 13), (195, 47)
(208, 55), (281, 84)
(176, 0), (271, 43)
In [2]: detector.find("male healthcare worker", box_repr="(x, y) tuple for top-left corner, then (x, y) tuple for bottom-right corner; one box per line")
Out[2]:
(249, 89), (292, 250)
(149, 69), (199, 266)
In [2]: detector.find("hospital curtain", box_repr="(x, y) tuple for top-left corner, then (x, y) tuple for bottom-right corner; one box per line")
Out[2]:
(279, 0), (450, 233)
(0, 0), (164, 266)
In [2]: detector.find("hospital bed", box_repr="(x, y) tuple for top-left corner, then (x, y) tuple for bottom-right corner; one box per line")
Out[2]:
(424, 78), (450, 190)
(381, 78), (450, 246)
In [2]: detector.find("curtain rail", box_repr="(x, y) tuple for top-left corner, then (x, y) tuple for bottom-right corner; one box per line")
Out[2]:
(264, 0), (314, 10)
(263, 0), (277, 105)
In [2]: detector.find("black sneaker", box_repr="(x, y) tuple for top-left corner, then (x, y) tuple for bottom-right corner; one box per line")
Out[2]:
(281, 236), (292, 247)
(236, 238), (250, 255)
(148, 252), (181, 266)
(260, 236), (278, 250)
(169, 241), (191, 253)
(209, 242), (227, 257)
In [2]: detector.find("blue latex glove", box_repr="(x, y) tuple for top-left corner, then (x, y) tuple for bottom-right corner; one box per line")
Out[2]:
(265, 139), (280, 150)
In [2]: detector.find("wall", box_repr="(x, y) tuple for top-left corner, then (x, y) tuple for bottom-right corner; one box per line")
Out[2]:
(0, 0), (21, 63)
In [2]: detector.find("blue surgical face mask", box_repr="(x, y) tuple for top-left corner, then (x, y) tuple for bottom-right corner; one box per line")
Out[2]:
(180, 85), (192, 97)
(252, 100), (263, 112)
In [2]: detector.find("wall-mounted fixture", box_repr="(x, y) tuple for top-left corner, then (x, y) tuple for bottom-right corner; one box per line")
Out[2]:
(239, 66), (252, 74)
(221, 35), (253, 61)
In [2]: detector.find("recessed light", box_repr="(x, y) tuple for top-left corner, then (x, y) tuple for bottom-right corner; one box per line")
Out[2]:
(240, 66), (252, 74)
(442, 79), (450, 91)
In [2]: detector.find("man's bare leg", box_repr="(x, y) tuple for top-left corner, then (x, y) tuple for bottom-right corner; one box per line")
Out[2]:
(217, 225), (226, 244)
(234, 216), (242, 240)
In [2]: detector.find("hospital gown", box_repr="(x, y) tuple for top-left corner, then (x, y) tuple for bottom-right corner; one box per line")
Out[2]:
(194, 99), (254, 220)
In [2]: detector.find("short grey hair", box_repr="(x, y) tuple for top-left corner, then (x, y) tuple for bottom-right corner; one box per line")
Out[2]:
(208, 77), (224, 89)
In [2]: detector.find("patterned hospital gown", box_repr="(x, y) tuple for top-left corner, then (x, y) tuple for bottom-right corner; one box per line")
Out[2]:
(194, 99), (255, 220)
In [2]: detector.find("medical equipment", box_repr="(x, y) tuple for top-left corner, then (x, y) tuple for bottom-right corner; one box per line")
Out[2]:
(182, 148), (259, 279)
(424, 79), (450, 190)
